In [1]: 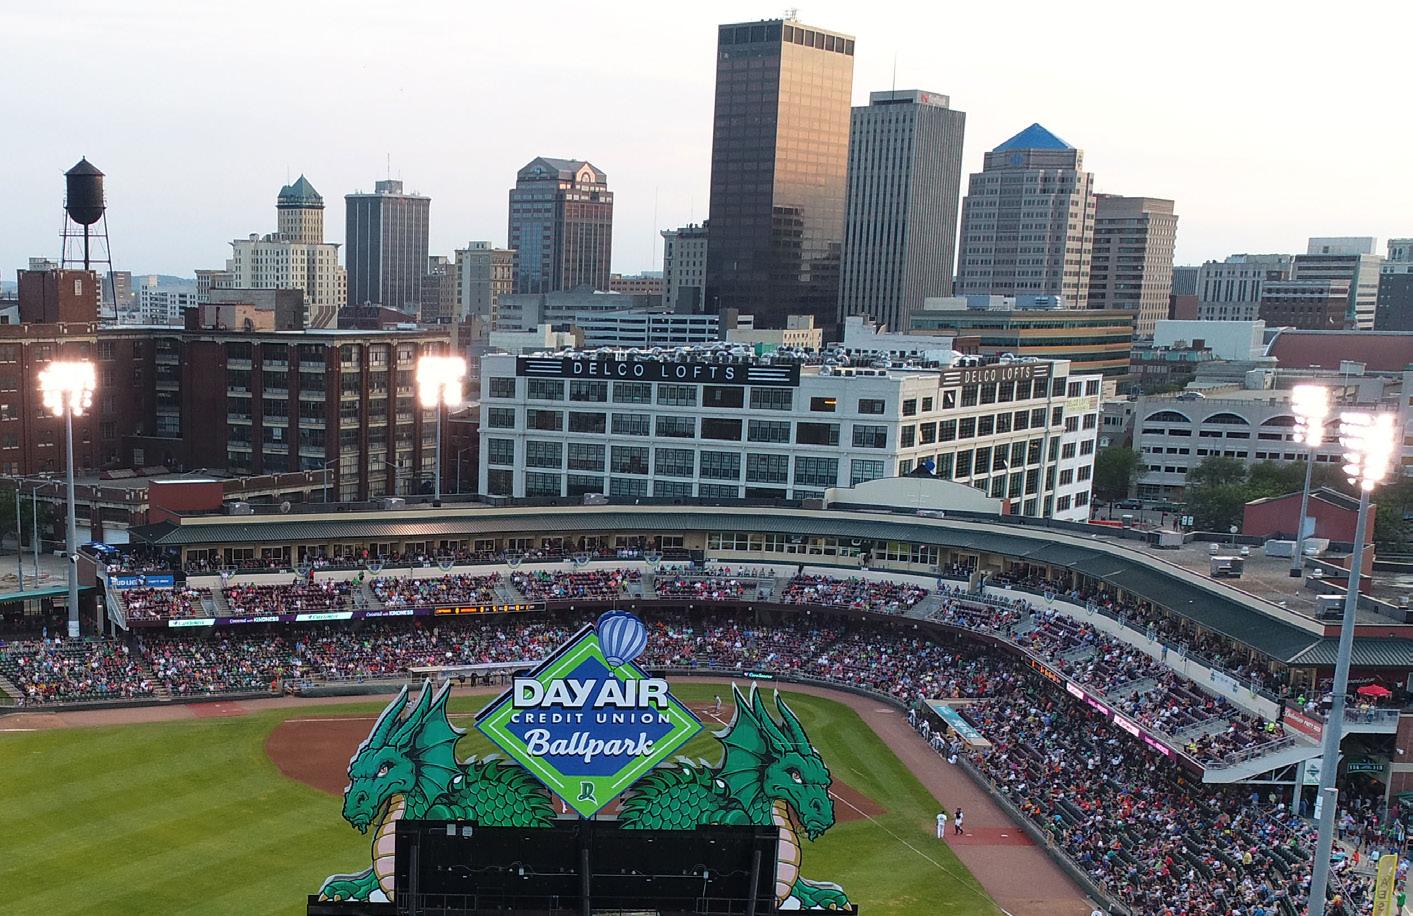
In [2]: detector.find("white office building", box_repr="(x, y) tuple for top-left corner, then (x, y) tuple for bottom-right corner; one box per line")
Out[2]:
(225, 177), (346, 329)
(136, 288), (197, 326)
(661, 223), (707, 312)
(577, 310), (723, 348)
(479, 349), (1100, 522)
(1195, 254), (1293, 322)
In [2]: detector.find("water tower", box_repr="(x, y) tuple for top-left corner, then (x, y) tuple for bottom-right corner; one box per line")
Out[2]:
(59, 157), (117, 318)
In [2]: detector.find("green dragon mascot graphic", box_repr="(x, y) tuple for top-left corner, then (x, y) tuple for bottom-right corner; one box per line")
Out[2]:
(318, 680), (553, 902)
(619, 684), (850, 911)
(320, 680), (848, 911)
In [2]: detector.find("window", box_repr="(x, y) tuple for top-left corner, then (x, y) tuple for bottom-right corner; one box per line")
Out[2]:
(955, 450), (973, 477)
(488, 377), (516, 399)
(527, 379), (563, 401)
(526, 409), (562, 431)
(943, 390), (957, 410)
(487, 439), (515, 466)
(525, 440), (562, 468)
(568, 412), (606, 434)
(486, 468), (513, 496)
(993, 448), (1009, 471)
(1014, 410), (1029, 431)
(1078, 465), (1092, 481)
(936, 453), (954, 478)
(979, 384), (996, 405)
(613, 381), (652, 404)
(702, 386), (744, 409)
(900, 425), (915, 447)
(997, 381), (1015, 403)
(809, 396), (837, 413)
(1057, 495), (1071, 511)
(654, 448), (695, 477)
(1061, 442), (1077, 459)
(701, 418), (743, 441)
(748, 419), (790, 443)
(978, 415), (995, 437)
(612, 412), (649, 436)
(796, 422), (839, 446)
(699, 451), (741, 480)
(858, 398), (885, 415)
(656, 416), (696, 438)
(611, 445), (649, 475)
(1082, 414), (1097, 430)
(850, 459), (885, 485)
(961, 384), (979, 407)
(958, 417), (976, 439)
(919, 423), (937, 445)
(525, 472), (560, 497)
(657, 384), (697, 407)
(486, 407), (515, 428)
(902, 398), (917, 417)
(1010, 442), (1026, 465)
(654, 480), (693, 498)
(922, 397), (934, 412)
(746, 454), (788, 484)
(567, 474), (604, 498)
(939, 420), (957, 442)
(567, 442), (605, 470)
(1080, 440), (1095, 456)
(750, 388), (792, 411)
(1059, 468), (1074, 486)
(794, 456), (838, 488)
(852, 425), (887, 448)
(1027, 439), (1043, 464)
(569, 380), (608, 402)
(699, 483), (739, 499)
(610, 477), (649, 497)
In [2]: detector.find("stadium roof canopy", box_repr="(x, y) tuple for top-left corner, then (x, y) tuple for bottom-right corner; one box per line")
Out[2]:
(126, 505), (1403, 666)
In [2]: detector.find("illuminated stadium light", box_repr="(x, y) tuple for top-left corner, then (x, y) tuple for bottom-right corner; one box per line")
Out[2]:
(415, 355), (466, 409)
(1338, 411), (1397, 491)
(38, 360), (96, 417)
(1289, 384), (1328, 447)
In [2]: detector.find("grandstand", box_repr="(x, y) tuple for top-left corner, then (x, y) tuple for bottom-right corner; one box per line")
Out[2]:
(3, 500), (1408, 915)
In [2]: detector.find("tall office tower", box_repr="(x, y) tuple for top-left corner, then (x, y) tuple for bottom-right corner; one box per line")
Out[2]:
(1377, 238), (1413, 330)
(226, 177), (345, 328)
(837, 90), (966, 332)
(455, 241), (517, 325)
(1290, 237), (1383, 329)
(1171, 266), (1199, 296)
(345, 179), (431, 313)
(1087, 195), (1178, 337)
(507, 158), (613, 294)
(1195, 254), (1293, 321)
(705, 17), (855, 329)
(661, 223), (708, 311)
(955, 124), (1095, 306)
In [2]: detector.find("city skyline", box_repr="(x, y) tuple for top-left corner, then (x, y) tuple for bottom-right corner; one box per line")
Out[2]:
(3, 0), (1410, 281)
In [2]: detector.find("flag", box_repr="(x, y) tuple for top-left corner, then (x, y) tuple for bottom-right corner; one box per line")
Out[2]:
(1372, 850), (1399, 916)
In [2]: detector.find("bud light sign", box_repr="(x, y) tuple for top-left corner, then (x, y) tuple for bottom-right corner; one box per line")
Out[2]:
(475, 610), (702, 818)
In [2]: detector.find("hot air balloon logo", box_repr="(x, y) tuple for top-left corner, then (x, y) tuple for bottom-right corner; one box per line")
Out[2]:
(597, 610), (648, 667)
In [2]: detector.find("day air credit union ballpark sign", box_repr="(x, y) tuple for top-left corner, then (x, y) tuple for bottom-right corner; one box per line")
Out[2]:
(475, 610), (703, 818)
(516, 356), (800, 387)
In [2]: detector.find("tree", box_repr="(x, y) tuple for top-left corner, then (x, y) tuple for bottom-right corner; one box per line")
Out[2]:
(1093, 447), (1140, 502)
(1187, 456), (1247, 489)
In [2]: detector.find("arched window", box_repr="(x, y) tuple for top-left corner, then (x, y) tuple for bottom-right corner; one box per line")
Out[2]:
(1261, 415), (1296, 427)
(1201, 412), (1250, 425)
(1144, 410), (1190, 424)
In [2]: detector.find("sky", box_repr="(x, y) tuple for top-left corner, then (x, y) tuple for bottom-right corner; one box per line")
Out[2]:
(4, 0), (1410, 279)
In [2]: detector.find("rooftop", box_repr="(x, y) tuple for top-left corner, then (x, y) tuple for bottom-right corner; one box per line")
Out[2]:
(276, 175), (322, 208)
(992, 123), (1073, 152)
(1268, 330), (1413, 373)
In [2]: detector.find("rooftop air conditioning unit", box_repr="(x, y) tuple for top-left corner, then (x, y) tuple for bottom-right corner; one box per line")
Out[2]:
(381, 497), (406, 510)
(227, 501), (254, 516)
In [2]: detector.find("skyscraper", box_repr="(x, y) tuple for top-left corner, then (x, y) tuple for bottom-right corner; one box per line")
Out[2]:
(224, 177), (345, 328)
(1088, 195), (1178, 337)
(955, 124), (1095, 306)
(837, 89), (965, 331)
(661, 223), (708, 312)
(345, 179), (431, 313)
(507, 158), (613, 294)
(705, 17), (855, 329)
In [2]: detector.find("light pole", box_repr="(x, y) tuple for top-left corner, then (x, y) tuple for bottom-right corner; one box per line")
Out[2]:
(1289, 384), (1329, 579)
(415, 354), (466, 507)
(1306, 410), (1396, 914)
(320, 457), (339, 504)
(38, 360), (96, 640)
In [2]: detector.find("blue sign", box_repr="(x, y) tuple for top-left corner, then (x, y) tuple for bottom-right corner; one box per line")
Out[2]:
(112, 573), (176, 590)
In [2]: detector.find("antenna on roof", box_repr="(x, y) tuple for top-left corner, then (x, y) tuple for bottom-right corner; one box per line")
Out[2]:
(784, 7), (798, 20)
(891, 53), (897, 93)
(386, 153), (391, 180)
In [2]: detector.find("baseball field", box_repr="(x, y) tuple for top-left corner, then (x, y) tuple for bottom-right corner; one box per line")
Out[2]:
(0, 683), (1009, 916)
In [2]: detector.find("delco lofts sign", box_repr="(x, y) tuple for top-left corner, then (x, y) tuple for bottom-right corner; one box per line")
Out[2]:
(517, 356), (799, 387)
(940, 362), (1051, 388)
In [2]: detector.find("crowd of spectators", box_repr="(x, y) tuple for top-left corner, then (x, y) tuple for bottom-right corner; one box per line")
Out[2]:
(510, 569), (641, 601)
(966, 683), (1374, 915)
(120, 586), (213, 621)
(652, 572), (754, 601)
(370, 574), (502, 608)
(779, 574), (928, 614)
(223, 580), (354, 617)
(0, 639), (154, 704)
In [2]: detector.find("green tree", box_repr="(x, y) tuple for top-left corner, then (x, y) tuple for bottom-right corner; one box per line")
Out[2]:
(1373, 479), (1413, 553)
(1186, 483), (1251, 532)
(1093, 447), (1140, 502)
(1187, 456), (1247, 489)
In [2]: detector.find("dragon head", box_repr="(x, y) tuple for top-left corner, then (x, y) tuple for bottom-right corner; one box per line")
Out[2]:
(718, 685), (835, 840)
(342, 680), (462, 833)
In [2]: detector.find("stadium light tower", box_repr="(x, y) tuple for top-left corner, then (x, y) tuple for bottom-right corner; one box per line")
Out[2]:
(1288, 384), (1329, 578)
(38, 360), (96, 640)
(1307, 410), (1397, 913)
(415, 354), (466, 506)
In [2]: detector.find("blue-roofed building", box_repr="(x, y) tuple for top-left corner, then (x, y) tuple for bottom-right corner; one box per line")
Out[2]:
(953, 124), (1096, 308)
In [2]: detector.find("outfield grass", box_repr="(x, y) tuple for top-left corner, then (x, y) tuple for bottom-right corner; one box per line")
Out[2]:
(0, 685), (999, 915)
